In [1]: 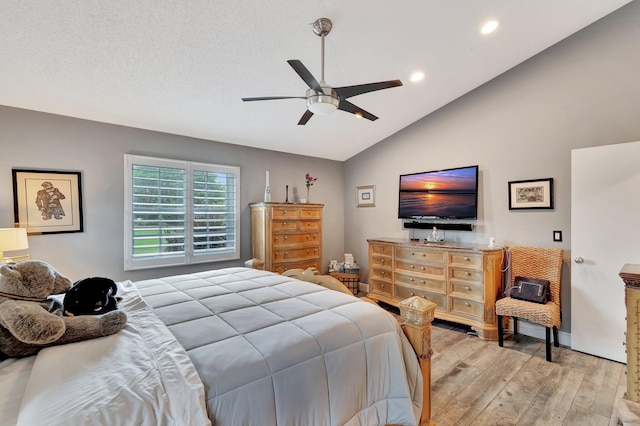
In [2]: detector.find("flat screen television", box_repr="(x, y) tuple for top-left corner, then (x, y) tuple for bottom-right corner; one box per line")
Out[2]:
(398, 165), (478, 219)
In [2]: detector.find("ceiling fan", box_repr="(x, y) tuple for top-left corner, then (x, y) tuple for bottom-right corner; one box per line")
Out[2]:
(241, 18), (403, 125)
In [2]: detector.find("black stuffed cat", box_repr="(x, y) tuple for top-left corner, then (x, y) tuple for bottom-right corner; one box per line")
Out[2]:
(64, 277), (121, 316)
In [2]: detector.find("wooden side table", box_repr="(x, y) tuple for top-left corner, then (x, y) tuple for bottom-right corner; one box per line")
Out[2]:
(329, 272), (360, 295)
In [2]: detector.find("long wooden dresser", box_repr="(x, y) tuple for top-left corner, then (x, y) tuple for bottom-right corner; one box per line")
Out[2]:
(250, 202), (323, 274)
(367, 238), (504, 340)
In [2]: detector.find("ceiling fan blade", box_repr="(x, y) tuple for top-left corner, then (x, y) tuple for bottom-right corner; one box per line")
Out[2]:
(334, 80), (403, 99)
(298, 110), (314, 125)
(287, 60), (323, 93)
(242, 96), (305, 102)
(338, 100), (378, 121)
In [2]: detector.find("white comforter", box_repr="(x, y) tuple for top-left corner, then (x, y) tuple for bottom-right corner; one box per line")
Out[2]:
(135, 267), (422, 426)
(1, 280), (210, 426)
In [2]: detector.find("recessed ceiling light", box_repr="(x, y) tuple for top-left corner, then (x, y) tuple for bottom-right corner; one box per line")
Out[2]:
(410, 72), (425, 83)
(481, 20), (499, 35)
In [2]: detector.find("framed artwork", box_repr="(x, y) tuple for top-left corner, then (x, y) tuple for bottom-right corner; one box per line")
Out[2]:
(12, 169), (84, 235)
(508, 178), (554, 210)
(356, 185), (375, 207)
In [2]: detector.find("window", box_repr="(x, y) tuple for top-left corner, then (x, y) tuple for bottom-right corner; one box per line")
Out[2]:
(124, 155), (240, 270)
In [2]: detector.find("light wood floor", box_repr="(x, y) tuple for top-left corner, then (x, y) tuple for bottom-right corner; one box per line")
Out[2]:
(427, 320), (626, 426)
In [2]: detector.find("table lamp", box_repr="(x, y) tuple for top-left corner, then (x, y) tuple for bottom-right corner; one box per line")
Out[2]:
(0, 228), (30, 263)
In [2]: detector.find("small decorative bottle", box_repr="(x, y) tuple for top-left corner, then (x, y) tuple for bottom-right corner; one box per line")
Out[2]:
(431, 226), (438, 242)
(264, 170), (271, 202)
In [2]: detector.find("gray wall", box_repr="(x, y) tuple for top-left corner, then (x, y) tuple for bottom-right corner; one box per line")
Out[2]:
(0, 108), (345, 282)
(343, 1), (640, 334)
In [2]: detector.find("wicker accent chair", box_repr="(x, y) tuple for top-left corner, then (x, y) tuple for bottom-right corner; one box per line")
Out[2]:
(496, 246), (563, 362)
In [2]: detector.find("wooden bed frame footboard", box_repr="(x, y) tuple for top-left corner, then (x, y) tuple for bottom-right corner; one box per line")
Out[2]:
(280, 269), (436, 426)
(399, 296), (436, 426)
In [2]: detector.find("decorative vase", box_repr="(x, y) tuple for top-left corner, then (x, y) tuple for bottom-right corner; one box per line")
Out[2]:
(264, 170), (271, 202)
(306, 186), (310, 203)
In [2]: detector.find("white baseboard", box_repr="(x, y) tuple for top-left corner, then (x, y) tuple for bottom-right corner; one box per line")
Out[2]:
(359, 282), (369, 293)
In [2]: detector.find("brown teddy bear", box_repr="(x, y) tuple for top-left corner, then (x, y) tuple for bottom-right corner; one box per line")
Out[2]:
(0, 260), (127, 358)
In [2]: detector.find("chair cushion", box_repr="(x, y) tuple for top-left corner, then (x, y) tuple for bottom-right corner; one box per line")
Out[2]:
(495, 297), (560, 329)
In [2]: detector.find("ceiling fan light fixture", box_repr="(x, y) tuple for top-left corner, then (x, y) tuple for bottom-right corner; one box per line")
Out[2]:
(306, 88), (339, 115)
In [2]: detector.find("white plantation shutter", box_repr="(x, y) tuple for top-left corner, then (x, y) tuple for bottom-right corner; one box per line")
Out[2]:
(125, 155), (239, 270)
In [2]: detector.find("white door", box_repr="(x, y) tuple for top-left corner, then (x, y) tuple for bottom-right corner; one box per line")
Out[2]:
(571, 140), (640, 363)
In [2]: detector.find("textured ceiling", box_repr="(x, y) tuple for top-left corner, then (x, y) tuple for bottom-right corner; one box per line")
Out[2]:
(0, 1), (632, 161)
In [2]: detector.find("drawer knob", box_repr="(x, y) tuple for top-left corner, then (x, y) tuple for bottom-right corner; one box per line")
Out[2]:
(381, 284), (385, 288)
(465, 271), (471, 276)
(411, 251), (415, 256)
(283, 210), (287, 214)
(284, 251), (288, 255)
(465, 286), (471, 291)
(465, 302), (471, 307)
(421, 280), (425, 284)
(284, 236), (288, 240)
(381, 272), (385, 276)
(420, 266), (425, 270)
(464, 257), (470, 261)
(410, 292), (415, 296)
(381, 259), (385, 264)
(283, 222), (287, 226)
(421, 253), (426, 257)
(410, 265), (415, 269)
(409, 278), (414, 282)
(274, 237), (278, 241)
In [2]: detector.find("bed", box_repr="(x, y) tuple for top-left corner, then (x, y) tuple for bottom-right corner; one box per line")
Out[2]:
(1, 267), (434, 426)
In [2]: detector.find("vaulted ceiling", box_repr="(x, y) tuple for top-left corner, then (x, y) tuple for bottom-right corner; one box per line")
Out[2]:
(1, 1), (632, 161)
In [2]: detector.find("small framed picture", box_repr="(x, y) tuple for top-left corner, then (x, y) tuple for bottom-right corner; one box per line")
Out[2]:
(12, 169), (84, 235)
(508, 178), (554, 210)
(356, 185), (376, 207)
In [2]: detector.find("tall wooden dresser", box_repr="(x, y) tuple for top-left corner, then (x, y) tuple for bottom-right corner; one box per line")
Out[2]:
(250, 202), (323, 274)
(367, 238), (504, 340)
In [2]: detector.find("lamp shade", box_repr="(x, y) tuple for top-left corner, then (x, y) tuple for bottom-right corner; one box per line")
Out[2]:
(0, 228), (29, 252)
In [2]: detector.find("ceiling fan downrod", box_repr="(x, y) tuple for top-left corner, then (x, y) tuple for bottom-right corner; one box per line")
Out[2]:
(307, 18), (339, 115)
(312, 18), (332, 83)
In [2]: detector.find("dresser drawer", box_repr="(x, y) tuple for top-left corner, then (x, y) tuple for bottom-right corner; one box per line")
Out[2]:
(370, 243), (392, 256)
(272, 260), (320, 274)
(395, 285), (446, 310)
(395, 259), (445, 277)
(395, 247), (445, 264)
(273, 246), (320, 261)
(370, 279), (392, 298)
(273, 233), (319, 246)
(370, 254), (391, 268)
(450, 282), (484, 301)
(370, 267), (392, 281)
(449, 252), (482, 269)
(272, 220), (298, 231)
(300, 209), (321, 219)
(271, 207), (300, 219)
(395, 272), (445, 293)
(450, 267), (483, 283)
(298, 220), (320, 231)
(450, 297), (484, 321)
